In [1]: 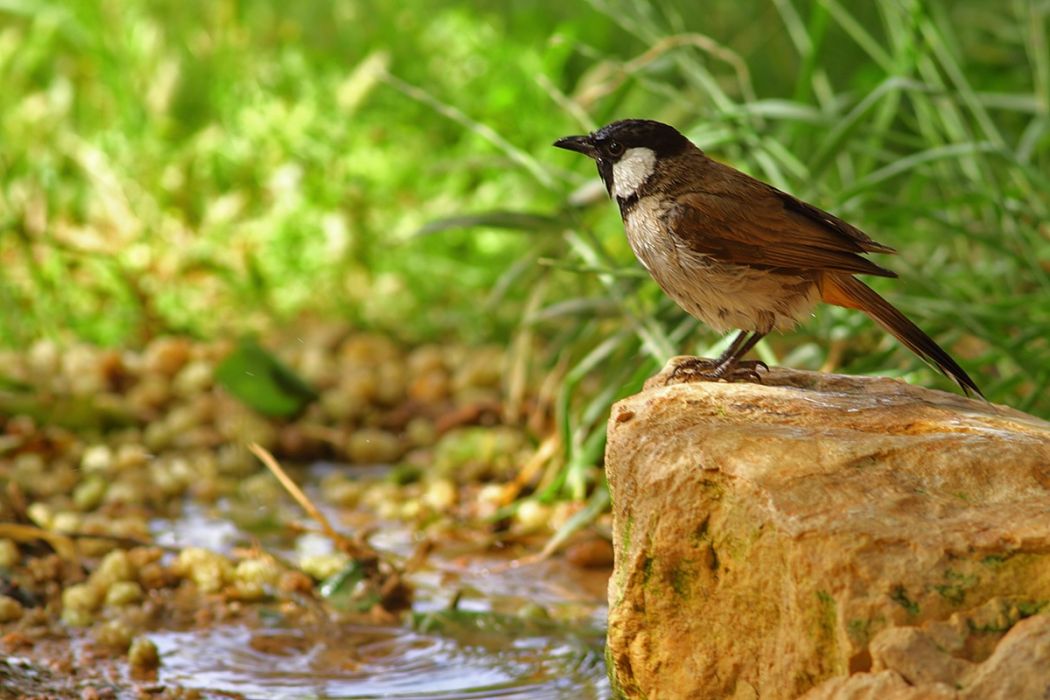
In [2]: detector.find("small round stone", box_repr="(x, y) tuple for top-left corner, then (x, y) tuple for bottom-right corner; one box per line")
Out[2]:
(26, 502), (53, 530)
(0, 595), (23, 622)
(81, 444), (114, 473)
(129, 637), (160, 670)
(73, 476), (108, 511)
(346, 428), (403, 464)
(95, 619), (134, 651)
(105, 581), (144, 607)
(422, 479), (457, 511)
(51, 511), (82, 534)
(514, 499), (551, 533)
(299, 553), (351, 581)
(0, 539), (18, 568)
(61, 583), (103, 626)
(173, 548), (233, 594)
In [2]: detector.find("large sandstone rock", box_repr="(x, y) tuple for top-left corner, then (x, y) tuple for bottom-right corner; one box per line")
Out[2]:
(604, 361), (1050, 699)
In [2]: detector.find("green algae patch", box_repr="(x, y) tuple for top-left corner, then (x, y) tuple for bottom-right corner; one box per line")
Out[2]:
(846, 615), (885, 648)
(981, 554), (1009, 567)
(689, 516), (711, 547)
(964, 598), (1050, 635)
(934, 570), (978, 606)
(923, 553), (1050, 617)
(812, 591), (844, 674)
(1016, 600), (1049, 617)
(621, 515), (633, 553)
(890, 586), (920, 616)
(641, 556), (655, 586)
(846, 618), (869, 646)
(606, 643), (648, 700)
(670, 560), (702, 599)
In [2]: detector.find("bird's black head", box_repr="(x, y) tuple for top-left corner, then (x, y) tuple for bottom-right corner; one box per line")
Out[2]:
(553, 119), (691, 199)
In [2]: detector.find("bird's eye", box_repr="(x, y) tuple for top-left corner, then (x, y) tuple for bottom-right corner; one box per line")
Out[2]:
(606, 141), (624, 157)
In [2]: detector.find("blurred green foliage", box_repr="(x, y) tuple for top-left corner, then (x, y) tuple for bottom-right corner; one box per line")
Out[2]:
(1, 0), (1048, 424)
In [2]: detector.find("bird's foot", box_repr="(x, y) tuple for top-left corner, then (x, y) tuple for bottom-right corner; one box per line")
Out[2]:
(667, 357), (716, 383)
(666, 357), (768, 385)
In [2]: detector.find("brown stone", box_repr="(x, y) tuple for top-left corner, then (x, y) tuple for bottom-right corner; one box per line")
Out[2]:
(804, 670), (957, 700)
(605, 360), (1050, 699)
(868, 626), (973, 685)
(806, 612), (1050, 699)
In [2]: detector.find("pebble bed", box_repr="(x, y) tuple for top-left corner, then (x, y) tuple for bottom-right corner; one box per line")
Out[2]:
(0, 327), (612, 696)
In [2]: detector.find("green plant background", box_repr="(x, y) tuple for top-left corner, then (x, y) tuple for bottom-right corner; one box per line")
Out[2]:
(2, 0), (1048, 428)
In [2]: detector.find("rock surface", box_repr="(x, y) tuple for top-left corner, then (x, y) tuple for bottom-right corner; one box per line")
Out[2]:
(804, 612), (1050, 699)
(604, 361), (1050, 699)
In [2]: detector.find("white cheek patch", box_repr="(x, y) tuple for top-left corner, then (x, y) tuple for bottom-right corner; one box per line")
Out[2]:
(611, 147), (656, 199)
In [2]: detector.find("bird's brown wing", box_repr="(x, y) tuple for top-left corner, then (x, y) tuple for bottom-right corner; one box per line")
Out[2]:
(668, 165), (897, 278)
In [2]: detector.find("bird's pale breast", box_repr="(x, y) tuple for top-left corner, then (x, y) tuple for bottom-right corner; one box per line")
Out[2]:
(624, 197), (820, 333)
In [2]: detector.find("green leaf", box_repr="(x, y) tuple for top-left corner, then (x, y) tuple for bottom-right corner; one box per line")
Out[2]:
(214, 339), (317, 418)
(538, 484), (611, 558)
(415, 210), (562, 236)
(319, 560), (378, 612)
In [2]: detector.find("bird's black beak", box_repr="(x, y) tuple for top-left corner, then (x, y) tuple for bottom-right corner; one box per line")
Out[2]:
(553, 134), (597, 159)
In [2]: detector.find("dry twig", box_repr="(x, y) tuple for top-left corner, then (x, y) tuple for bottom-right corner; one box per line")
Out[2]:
(249, 442), (376, 560)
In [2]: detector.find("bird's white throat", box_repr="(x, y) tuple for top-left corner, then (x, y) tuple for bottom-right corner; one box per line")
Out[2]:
(611, 147), (656, 200)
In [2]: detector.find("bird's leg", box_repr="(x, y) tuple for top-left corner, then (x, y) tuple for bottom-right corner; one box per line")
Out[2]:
(714, 330), (755, 367)
(710, 331), (767, 380)
(668, 331), (768, 384)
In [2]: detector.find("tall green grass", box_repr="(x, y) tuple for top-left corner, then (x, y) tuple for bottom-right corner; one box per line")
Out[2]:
(1, 0), (1047, 482)
(0, 0), (583, 345)
(516, 0), (1050, 509)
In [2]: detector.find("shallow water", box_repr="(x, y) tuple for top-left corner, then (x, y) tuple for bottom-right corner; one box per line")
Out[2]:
(148, 470), (611, 699)
(152, 622), (607, 699)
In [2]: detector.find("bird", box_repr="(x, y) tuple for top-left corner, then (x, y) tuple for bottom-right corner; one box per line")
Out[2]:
(553, 119), (982, 397)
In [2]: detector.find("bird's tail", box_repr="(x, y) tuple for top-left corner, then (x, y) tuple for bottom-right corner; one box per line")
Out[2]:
(819, 273), (983, 398)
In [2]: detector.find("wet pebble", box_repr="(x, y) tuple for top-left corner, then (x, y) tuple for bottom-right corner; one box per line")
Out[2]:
(346, 428), (402, 464)
(113, 443), (150, 471)
(81, 444), (114, 473)
(319, 473), (362, 507)
(73, 476), (108, 511)
(172, 359), (213, 397)
(104, 581), (144, 607)
(0, 539), (18, 568)
(127, 375), (171, 417)
(233, 557), (282, 599)
(92, 550), (136, 589)
(143, 337), (192, 377)
(299, 552), (350, 581)
(408, 369), (450, 403)
(26, 502), (52, 529)
(128, 637), (160, 670)
(95, 619), (134, 651)
(431, 426), (528, 482)
(51, 511), (82, 534)
(405, 417), (437, 447)
(0, 594), (23, 622)
(514, 499), (551, 533)
(173, 548), (233, 594)
(61, 583), (103, 626)
(421, 478), (457, 511)
(452, 345), (503, 393)
(406, 345), (446, 375)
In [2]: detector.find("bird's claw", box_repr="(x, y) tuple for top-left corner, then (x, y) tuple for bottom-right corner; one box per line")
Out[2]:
(668, 357), (716, 382)
(666, 358), (768, 385)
